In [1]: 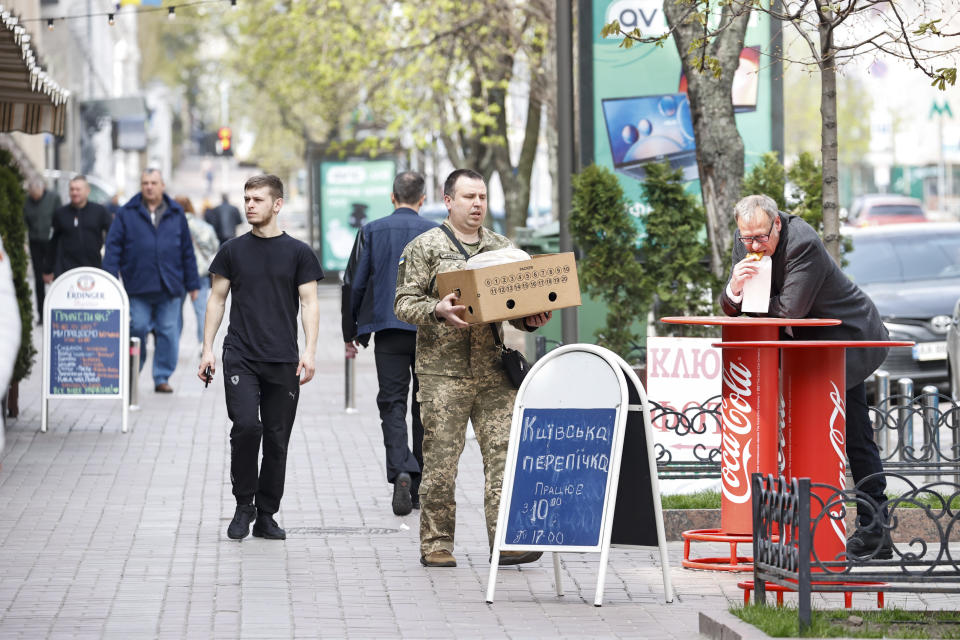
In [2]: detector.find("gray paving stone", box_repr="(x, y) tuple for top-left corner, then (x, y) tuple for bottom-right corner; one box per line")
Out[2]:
(5, 285), (958, 639)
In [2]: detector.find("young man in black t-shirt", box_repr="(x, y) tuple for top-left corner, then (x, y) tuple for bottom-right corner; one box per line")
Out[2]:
(198, 174), (324, 541)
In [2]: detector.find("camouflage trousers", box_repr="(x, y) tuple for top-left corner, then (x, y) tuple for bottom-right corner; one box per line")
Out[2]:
(416, 369), (516, 556)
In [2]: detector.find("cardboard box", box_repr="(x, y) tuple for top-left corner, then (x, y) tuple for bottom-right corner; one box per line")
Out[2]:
(436, 252), (581, 324)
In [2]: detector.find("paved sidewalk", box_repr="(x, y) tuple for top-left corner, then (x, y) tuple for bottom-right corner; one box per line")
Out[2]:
(9, 284), (948, 639)
(2, 285), (745, 638)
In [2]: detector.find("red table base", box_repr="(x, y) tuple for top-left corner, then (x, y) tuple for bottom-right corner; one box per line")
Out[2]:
(737, 580), (886, 609)
(681, 528), (754, 572)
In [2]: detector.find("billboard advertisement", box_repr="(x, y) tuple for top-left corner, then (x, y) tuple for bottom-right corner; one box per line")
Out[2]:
(581, 0), (782, 236)
(317, 159), (396, 272)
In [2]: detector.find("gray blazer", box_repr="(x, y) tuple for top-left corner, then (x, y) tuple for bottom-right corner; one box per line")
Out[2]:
(719, 212), (889, 387)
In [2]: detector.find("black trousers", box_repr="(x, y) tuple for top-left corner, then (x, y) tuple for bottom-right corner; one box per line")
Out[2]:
(846, 381), (887, 520)
(223, 349), (300, 514)
(28, 240), (48, 321)
(374, 329), (423, 494)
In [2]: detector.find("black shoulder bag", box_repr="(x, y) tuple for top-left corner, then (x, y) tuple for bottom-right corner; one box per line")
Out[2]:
(437, 225), (530, 389)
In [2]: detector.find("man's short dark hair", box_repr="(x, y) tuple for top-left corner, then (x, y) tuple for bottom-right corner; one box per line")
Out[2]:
(443, 169), (484, 199)
(69, 175), (89, 186)
(244, 174), (284, 201)
(393, 171), (425, 205)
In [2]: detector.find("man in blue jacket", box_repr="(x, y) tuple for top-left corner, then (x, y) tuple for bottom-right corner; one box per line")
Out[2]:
(103, 168), (199, 393)
(341, 171), (437, 516)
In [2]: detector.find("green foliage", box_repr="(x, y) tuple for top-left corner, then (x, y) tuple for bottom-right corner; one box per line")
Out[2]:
(639, 162), (720, 336)
(742, 152), (786, 209)
(0, 150), (36, 382)
(787, 152), (823, 230)
(569, 165), (646, 358)
(733, 604), (960, 638)
(661, 491), (721, 509)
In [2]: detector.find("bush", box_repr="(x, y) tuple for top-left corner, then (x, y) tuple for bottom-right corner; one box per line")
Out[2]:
(569, 164), (646, 357)
(639, 162), (719, 336)
(0, 150), (36, 382)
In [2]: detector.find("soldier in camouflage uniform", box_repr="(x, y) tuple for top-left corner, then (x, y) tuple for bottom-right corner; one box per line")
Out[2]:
(394, 169), (552, 568)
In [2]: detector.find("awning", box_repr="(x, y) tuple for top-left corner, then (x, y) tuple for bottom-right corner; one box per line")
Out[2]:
(0, 9), (69, 135)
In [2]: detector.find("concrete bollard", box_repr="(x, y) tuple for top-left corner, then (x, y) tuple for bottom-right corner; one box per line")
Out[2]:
(897, 378), (914, 461)
(345, 357), (358, 414)
(874, 370), (891, 458)
(129, 337), (140, 411)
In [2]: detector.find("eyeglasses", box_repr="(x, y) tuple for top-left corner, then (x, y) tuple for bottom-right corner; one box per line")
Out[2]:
(740, 220), (775, 245)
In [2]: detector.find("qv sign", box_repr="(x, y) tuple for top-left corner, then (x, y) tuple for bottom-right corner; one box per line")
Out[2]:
(605, 0), (668, 38)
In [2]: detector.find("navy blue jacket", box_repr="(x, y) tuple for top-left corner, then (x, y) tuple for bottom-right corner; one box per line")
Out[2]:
(341, 207), (437, 345)
(102, 192), (200, 297)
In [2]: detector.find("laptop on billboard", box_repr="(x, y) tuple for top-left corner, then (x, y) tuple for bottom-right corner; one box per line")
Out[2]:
(600, 93), (698, 183)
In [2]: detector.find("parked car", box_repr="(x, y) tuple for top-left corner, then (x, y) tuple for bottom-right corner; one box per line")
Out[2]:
(843, 223), (960, 392)
(949, 299), (960, 400)
(845, 193), (927, 227)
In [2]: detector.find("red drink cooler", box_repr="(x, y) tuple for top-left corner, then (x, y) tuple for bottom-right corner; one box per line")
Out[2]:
(781, 347), (847, 567)
(719, 325), (780, 535)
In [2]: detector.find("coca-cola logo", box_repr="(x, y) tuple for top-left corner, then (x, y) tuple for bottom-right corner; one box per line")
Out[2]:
(721, 360), (755, 504)
(827, 381), (848, 545)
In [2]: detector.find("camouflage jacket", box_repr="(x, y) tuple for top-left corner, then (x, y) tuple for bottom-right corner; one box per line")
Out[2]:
(394, 220), (529, 377)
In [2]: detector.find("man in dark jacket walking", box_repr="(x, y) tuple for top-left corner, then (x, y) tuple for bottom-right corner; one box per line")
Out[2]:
(341, 171), (436, 516)
(205, 193), (243, 246)
(43, 175), (112, 280)
(22, 179), (61, 322)
(103, 169), (199, 393)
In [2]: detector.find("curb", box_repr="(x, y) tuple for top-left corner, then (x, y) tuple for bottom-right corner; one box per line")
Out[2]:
(699, 609), (774, 640)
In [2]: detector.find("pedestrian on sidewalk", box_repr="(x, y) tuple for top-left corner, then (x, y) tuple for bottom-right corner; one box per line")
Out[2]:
(103, 169), (199, 394)
(43, 176), (112, 280)
(394, 169), (551, 568)
(22, 178), (60, 322)
(341, 171), (436, 517)
(198, 174), (323, 541)
(205, 193), (243, 246)
(174, 195), (218, 347)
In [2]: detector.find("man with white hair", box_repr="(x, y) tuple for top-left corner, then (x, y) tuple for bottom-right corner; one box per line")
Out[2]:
(103, 169), (199, 394)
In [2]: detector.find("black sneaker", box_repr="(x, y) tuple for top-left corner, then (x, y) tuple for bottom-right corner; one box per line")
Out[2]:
(846, 527), (893, 560)
(227, 504), (256, 540)
(392, 472), (413, 516)
(252, 510), (286, 540)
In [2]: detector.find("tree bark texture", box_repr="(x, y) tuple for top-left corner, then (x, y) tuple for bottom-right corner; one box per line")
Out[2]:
(663, 1), (751, 279)
(818, 2), (842, 264)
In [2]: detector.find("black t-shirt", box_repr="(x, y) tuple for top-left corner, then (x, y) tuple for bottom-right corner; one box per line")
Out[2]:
(209, 231), (324, 362)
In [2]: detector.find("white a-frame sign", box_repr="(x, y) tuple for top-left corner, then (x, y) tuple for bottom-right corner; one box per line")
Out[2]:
(486, 344), (673, 606)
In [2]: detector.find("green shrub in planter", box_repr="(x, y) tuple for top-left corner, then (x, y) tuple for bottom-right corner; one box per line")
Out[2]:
(0, 150), (36, 382)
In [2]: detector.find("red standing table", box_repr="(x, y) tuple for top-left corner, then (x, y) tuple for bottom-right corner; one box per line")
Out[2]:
(715, 340), (911, 568)
(660, 316), (841, 571)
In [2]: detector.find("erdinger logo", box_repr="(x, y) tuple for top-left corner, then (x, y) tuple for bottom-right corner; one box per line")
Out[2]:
(76, 275), (96, 291)
(720, 360), (755, 504)
(67, 274), (105, 301)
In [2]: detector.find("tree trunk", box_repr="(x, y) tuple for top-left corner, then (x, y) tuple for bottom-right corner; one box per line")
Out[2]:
(6, 380), (18, 419)
(818, 4), (842, 264)
(663, 2), (751, 279)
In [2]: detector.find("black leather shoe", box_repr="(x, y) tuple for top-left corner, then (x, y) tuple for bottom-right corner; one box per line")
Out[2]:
(847, 527), (892, 560)
(411, 496), (421, 510)
(227, 504), (256, 540)
(392, 472), (413, 516)
(252, 511), (286, 540)
(496, 551), (543, 566)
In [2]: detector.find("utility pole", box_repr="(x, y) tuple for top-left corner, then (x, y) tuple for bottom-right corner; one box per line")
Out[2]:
(556, 0), (578, 345)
